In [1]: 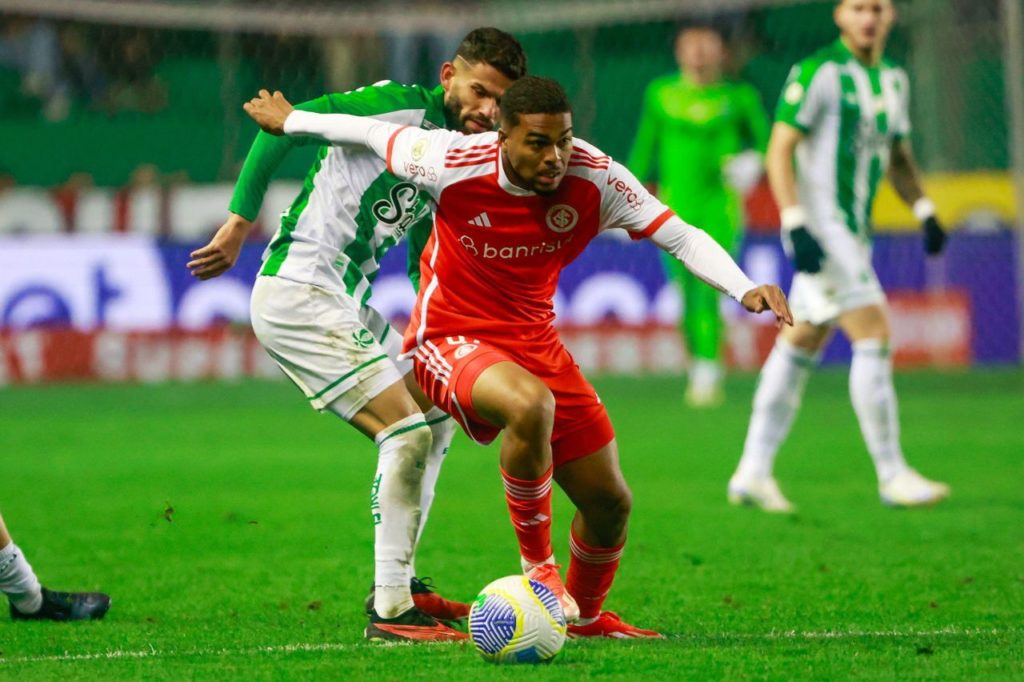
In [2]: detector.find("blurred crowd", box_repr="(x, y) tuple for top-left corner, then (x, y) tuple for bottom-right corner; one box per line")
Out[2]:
(0, 17), (161, 120)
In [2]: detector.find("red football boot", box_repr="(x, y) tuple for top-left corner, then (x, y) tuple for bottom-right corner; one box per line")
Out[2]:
(365, 607), (468, 642)
(411, 577), (471, 622)
(365, 577), (471, 624)
(567, 611), (664, 639)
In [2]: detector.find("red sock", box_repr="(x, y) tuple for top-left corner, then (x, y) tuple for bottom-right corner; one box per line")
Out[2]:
(567, 529), (624, 619)
(501, 466), (553, 566)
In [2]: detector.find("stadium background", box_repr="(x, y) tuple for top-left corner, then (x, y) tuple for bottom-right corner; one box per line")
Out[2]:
(0, 0), (1021, 380)
(1, 0), (1022, 678)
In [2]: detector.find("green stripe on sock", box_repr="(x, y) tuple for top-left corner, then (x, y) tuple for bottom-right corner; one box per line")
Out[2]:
(779, 343), (818, 368)
(378, 420), (429, 446)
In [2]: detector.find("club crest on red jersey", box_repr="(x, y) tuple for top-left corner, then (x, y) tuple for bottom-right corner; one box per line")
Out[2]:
(545, 204), (578, 234)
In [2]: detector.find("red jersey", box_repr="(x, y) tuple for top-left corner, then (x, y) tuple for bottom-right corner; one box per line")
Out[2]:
(385, 128), (675, 365)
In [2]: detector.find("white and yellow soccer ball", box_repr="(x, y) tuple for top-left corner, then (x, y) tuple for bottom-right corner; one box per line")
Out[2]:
(468, 575), (567, 664)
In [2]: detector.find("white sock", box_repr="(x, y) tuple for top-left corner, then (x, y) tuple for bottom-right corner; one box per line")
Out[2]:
(0, 542), (43, 614)
(410, 407), (455, 576)
(735, 338), (817, 480)
(849, 339), (909, 483)
(371, 414), (431, 618)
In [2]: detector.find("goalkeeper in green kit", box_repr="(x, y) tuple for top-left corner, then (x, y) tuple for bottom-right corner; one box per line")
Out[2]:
(628, 24), (769, 406)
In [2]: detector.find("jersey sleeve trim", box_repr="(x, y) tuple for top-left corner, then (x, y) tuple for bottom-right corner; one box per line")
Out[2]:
(630, 207), (675, 241)
(444, 144), (498, 168)
(385, 125), (412, 175)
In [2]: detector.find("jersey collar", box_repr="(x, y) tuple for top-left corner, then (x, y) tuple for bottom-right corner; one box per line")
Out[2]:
(835, 37), (881, 69)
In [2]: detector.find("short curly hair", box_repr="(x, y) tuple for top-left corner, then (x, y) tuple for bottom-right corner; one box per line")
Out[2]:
(499, 76), (571, 127)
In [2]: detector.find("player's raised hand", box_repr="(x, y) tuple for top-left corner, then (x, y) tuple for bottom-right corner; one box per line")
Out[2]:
(243, 89), (294, 136)
(187, 213), (252, 280)
(741, 285), (793, 328)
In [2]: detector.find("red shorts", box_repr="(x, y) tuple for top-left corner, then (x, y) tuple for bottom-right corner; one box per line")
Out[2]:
(412, 336), (614, 467)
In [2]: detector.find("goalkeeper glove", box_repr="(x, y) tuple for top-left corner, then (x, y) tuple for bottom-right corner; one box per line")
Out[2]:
(915, 198), (946, 255)
(922, 216), (946, 255)
(723, 150), (763, 195)
(781, 206), (825, 274)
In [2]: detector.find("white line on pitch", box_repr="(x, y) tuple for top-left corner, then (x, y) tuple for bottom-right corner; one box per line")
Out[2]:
(674, 626), (1005, 641)
(0, 627), (1007, 665)
(0, 642), (360, 665)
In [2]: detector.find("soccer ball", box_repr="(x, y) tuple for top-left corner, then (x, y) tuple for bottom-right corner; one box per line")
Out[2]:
(468, 575), (567, 664)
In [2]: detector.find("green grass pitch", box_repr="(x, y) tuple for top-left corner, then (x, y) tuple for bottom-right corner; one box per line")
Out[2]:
(1, 370), (1022, 679)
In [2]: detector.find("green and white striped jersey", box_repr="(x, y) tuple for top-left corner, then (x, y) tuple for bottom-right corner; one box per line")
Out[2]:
(776, 39), (911, 239)
(229, 81), (455, 303)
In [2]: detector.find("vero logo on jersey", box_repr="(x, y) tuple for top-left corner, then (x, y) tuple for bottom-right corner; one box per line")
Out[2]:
(468, 212), (492, 228)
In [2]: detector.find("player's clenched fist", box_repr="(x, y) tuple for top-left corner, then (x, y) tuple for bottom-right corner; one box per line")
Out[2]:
(741, 285), (793, 327)
(244, 89), (294, 136)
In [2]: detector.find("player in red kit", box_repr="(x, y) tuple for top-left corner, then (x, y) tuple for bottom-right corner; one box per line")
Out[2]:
(245, 78), (791, 637)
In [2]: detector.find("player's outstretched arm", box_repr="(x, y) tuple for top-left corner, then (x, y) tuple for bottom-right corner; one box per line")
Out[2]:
(229, 93), (339, 225)
(243, 89), (410, 165)
(740, 285), (793, 327)
(649, 218), (792, 327)
(187, 212), (252, 280)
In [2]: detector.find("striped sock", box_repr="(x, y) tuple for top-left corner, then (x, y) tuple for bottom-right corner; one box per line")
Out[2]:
(566, 529), (624, 621)
(501, 466), (554, 567)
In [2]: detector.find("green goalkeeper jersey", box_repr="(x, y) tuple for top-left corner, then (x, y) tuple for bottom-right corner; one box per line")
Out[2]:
(627, 73), (769, 229)
(229, 81), (456, 301)
(776, 39), (911, 240)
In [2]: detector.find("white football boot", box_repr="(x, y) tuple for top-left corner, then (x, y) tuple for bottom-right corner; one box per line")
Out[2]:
(879, 469), (950, 507)
(727, 474), (796, 513)
(685, 359), (725, 408)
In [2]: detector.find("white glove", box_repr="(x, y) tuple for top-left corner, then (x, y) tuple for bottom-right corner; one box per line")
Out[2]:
(723, 150), (763, 195)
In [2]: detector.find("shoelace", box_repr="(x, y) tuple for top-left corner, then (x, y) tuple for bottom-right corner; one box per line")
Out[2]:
(411, 576), (436, 593)
(529, 564), (566, 594)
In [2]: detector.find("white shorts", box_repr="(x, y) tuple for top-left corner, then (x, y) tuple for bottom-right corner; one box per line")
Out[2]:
(250, 275), (410, 420)
(788, 225), (885, 326)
